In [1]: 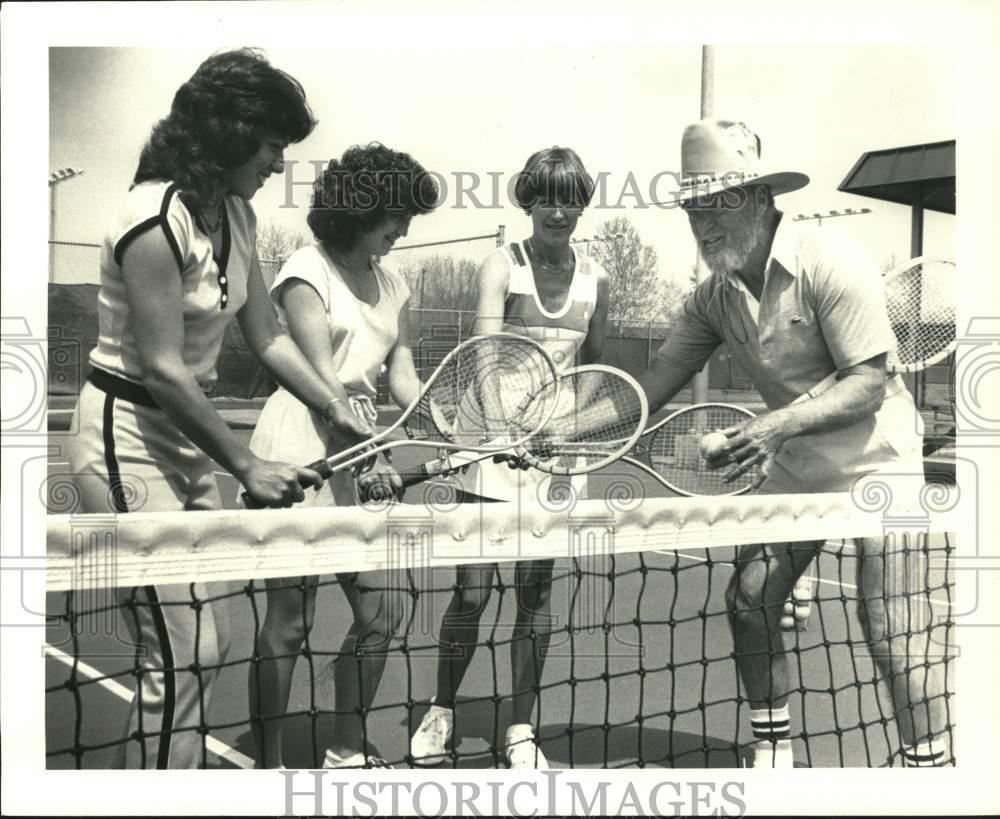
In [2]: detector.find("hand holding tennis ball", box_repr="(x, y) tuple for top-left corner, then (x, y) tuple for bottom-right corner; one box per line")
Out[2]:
(699, 430), (729, 461)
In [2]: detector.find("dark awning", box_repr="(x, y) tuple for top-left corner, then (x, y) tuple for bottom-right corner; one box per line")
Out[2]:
(838, 140), (955, 214)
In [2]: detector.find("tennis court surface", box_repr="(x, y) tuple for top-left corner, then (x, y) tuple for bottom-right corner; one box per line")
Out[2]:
(45, 447), (956, 769)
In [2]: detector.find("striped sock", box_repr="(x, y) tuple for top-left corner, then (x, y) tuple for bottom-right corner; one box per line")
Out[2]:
(901, 738), (949, 767)
(749, 705), (793, 768)
(751, 705), (791, 744)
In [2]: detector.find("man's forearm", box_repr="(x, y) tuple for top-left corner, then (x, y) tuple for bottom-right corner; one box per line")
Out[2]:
(775, 374), (884, 440)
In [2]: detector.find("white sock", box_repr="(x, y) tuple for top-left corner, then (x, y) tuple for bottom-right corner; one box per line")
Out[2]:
(506, 723), (535, 744)
(902, 738), (949, 767)
(749, 705), (793, 767)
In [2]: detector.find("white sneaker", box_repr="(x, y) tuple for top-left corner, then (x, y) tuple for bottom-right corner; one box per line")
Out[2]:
(745, 739), (795, 769)
(505, 725), (547, 770)
(410, 705), (453, 766)
(322, 750), (393, 769)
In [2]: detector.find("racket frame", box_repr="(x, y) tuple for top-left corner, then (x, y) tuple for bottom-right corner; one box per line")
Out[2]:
(242, 333), (560, 507)
(795, 255), (957, 401)
(307, 332), (561, 476)
(400, 364), (650, 487)
(624, 402), (758, 497)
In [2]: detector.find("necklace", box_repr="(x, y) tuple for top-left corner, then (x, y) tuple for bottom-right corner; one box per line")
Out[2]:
(527, 238), (572, 274)
(200, 201), (224, 233)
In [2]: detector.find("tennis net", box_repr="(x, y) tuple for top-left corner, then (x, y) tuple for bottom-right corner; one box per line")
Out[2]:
(45, 486), (956, 769)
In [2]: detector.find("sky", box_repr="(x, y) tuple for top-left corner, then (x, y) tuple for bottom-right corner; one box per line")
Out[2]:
(48, 42), (957, 287)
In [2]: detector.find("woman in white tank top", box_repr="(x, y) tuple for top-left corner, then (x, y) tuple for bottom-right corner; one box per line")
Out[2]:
(248, 144), (439, 769)
(410, 147), (610, 769)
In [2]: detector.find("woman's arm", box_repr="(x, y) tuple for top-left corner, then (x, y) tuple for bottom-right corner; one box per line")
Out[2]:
(121, 231), (319, 505)
(238, 254), (371, 443)
(579, 269), (610, 365)
(386, 300), (422, 409)
(473, 253), (510, 336)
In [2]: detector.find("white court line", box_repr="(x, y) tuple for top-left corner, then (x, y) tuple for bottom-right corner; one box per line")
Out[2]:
(45, 644), (254, 769)
(659, 545), (954, 609)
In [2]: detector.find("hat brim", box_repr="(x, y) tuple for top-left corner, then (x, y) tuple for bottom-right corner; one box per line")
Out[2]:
(675, 171), (810, 202)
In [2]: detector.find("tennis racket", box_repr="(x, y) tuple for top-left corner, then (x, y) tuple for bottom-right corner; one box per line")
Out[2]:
(616, 402), (761, 496)
(393, 364), (649, 492)
(796, 256), (956, 401)
(242, 333), (560, 508)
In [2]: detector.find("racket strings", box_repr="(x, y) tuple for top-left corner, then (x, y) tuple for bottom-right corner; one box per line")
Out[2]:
(525, 371), (646, 471)
(422, 337), (559, 448)
(647, 406), (760, 495)
(885, 259), (956, 369)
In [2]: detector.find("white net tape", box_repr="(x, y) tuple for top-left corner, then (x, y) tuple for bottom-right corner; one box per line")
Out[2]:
(46, 492), (959, 592)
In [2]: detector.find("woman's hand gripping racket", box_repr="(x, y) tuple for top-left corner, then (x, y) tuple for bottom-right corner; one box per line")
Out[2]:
(242, 333), (560, 508)
(391, 364), (649, 493)
(619, 402), (763, 496)
(796, 255), (957, 401)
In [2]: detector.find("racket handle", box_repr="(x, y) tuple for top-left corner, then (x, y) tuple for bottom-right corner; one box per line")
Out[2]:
(241, 460), (334, 509)
(401, 465), (435, 489)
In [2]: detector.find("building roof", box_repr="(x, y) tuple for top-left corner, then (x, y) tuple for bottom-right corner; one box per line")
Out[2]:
(838, 140), (955, 214)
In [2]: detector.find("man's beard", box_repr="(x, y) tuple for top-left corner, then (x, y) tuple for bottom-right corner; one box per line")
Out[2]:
(701, 213), (766, 278)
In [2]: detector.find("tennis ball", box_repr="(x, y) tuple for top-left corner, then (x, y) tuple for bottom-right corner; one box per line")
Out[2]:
(699, 431), (729, 460)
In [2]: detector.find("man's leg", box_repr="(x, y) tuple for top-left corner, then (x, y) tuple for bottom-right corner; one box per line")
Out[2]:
(727, 539), (823, 767)
(856, 535), (952, 766)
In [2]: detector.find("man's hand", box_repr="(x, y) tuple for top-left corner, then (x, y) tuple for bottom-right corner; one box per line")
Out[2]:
(706, 411), (791, 490)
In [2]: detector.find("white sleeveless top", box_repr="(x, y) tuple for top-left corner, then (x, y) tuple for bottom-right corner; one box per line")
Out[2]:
(89, 181), (253, 387)
(466, 242), (602, 503)
(249, 243), (410, 507)
(270, 243), (410, 398)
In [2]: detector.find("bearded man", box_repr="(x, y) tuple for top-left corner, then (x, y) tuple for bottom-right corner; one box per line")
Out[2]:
(635, 119), (951, 768)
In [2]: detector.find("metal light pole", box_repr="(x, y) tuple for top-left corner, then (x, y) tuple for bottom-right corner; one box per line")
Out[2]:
(691, 46), (715, 404)
(792, 207), (872, 228)
(49, 167), (85, 281)
(570, 232), (625, 256)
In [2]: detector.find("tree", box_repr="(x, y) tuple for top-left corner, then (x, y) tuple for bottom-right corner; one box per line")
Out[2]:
(659, 275), (694, 323)
(588, 217), (668, 322)
(256, 220), (308, 287)
(395, 254), (480, 312)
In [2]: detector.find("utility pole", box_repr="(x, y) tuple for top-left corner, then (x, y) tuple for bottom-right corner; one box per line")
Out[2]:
(691, 46), (714, 404)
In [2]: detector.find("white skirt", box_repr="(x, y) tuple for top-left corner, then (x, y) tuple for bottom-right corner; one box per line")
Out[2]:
(249, 388), (359, 507)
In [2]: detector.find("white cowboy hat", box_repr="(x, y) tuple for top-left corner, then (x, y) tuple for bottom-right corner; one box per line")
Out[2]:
(676, 119), (809, 202)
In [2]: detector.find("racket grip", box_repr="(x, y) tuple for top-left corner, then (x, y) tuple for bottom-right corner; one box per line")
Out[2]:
(241, 461), (333, 509)
(401, 465), (434, 488)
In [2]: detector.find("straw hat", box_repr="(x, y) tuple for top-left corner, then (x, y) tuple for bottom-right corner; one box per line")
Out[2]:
(676, 119), (809, 202)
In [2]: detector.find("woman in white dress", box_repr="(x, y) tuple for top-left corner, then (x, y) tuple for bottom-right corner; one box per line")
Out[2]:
(248, 143), (438, 769)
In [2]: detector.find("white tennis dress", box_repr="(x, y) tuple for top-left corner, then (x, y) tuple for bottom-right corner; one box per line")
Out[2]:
(249, 243), (410, 506)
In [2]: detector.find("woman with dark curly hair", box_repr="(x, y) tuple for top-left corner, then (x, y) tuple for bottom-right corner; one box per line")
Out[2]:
(248, 143), (438, 769)
(410, 146), (610, 770)
(66, 50), (375, 769)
